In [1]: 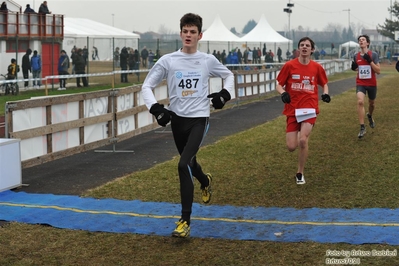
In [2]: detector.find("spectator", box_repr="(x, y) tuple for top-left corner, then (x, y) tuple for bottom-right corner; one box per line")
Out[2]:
(24, 4), (36, 13)
(147, 49), (155, 69)
(277, 47), (282, 63)
(386, 50), (391, 64)
(262, 44), (267, 57)
(22, 48), (32, 89)
(257, 47), (262, 64)
(119, 47), (129, 83)
(38, 1), (51, 14)
(128, 48), (135, 73)
(320, 48), (326, 59)
(82, 46), (89, 63)
(141, 46), (149, 68)
(313, 49), (320, 60)
(114, 47), (120, 68)
(7, 58), (20, 80)
(216, 51), (221, 62)
(252, 47), (257, 64)
(243, 48), (248, 64)
(247, 48), (253, 64)
(286, 50), (291, 60)
(134, 49), (140, 80)
(230, 51), (239, 70)
(30, 50), (42, 88)
(0, 2), (8, 12)
(153, 49), (160, 63)
(72, 48), (88, 87)
(57, 50), (69, 90)
(70, 46), (77, 74)
(93, 46), (99, 60)
(221, 49), (226, 64)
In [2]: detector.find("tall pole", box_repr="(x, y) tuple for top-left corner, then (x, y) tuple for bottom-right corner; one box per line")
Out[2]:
(343, 9), (350, 58)
(284, 0), (294, 54)
(391, 0), (393, 21)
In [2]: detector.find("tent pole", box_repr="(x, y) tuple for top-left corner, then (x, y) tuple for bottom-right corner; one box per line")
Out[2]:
(87, 36), (90, 84)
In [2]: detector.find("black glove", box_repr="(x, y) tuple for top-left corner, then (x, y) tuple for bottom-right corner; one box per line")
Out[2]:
(281, 92), (291, 104)
(207, 89), (231, 109)
(149, 103), (171, 127)
(351, 61), (358, 71)
(363, 53), (372, 63)
(321, 93), (331, 103)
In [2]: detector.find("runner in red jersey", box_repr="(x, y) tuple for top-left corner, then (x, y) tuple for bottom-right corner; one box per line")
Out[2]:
(350, 34), (380, 138)
(276, 37), (331, 185)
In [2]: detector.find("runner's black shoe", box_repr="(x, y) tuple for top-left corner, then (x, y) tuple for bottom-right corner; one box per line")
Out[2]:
(358, 127), (366, 138)
(295, 173), (306, 185)
(367, 113), (375, 128)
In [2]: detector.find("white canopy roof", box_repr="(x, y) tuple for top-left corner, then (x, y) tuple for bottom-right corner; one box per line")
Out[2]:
(63, 18), (140, 61)
(339, 41), (360, 59)
(239, 14), (290, 43)
(340, 41), (359, 48)
(200, 15), (240, 42)
(64, 17), (140, 39)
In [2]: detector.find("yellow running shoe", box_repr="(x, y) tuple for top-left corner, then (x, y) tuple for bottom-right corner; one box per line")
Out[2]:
(171, 220), (190, 238)
(201, 173), (213, 204)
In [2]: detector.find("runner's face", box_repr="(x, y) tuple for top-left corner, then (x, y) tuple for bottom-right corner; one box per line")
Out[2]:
(180, 25), (202, 51)
(298, 40), (313, 57)
(358, 37), (369, 48)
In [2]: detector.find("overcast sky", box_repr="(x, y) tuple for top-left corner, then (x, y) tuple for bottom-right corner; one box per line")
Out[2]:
(15, 0), (394, 34)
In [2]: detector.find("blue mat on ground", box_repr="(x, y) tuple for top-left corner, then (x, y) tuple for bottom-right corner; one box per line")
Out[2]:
(0, 190), (398, 244)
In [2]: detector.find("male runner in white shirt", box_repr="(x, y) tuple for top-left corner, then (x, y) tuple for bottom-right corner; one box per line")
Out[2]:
(142, 13), (234, 238)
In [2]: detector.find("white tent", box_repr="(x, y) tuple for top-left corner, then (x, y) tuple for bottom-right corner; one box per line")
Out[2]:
(239, 14), (292, 59)
(339, 41), (360, 59)
(63, 18), (140, 61)
(198, 15), (240, 53)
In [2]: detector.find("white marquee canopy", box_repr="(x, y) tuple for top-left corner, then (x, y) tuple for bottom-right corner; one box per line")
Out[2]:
(63, 18), (140, 61)
(198, 15), (240, 53)
(239, 14), (292, 56)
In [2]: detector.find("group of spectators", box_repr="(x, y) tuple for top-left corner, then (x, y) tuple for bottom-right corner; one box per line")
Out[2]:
(54, 47), (89, 90)
(1, 1), (52, 14)
(113, 46), (159, 82)
(211, 45), (283, 69)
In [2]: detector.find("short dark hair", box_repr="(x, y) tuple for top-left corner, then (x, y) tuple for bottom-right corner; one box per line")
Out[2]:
(180, 13), (202, 33)
(297, 37), (315, 50)
(358, 34), (370, 47)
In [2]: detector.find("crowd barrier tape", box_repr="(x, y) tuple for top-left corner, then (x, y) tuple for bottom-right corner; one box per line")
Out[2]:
(0, 69), (150, 85)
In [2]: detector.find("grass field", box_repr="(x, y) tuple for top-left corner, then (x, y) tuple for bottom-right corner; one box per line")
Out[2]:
(1, 64), (399, 265)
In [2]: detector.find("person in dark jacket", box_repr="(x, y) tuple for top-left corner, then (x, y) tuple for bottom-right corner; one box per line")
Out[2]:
(58, 50), (69, 90)
(30, 50), (42, 88)
(0, 2), (8, 12)
(72, 49), (88, 87)
(119, 47), (129, 83)
(128, 48), (135, 73)
(24, 4), (36, 13)
(38, 1), (51, 14)
(133, 49), (140, 80)
(22, 48), (32, 89)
